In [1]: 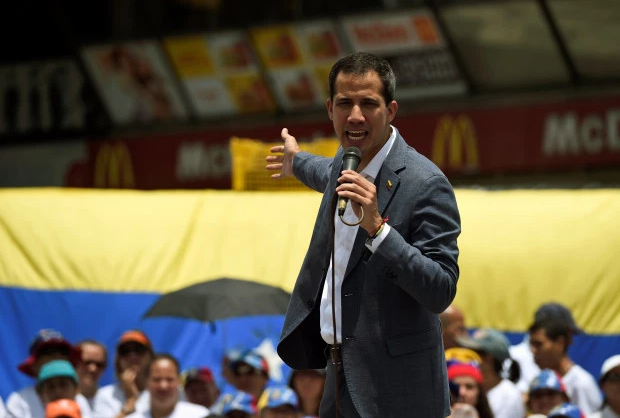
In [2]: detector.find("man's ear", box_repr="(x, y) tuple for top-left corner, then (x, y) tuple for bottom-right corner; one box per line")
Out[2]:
(387, 100), (398, 123)
(326, 99), (333, 121)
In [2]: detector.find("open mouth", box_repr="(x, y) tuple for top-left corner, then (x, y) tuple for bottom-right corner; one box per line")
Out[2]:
(345, 130), (368, 141)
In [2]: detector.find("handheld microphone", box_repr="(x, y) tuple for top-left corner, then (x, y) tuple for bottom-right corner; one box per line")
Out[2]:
(337, 147), (362, 216)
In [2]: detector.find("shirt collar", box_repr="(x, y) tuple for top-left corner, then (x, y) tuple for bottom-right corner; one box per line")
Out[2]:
(359, 125), (396, 181)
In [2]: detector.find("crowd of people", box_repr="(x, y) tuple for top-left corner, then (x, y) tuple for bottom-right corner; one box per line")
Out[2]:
(441, 302), (619, 418)
(0, 329), (325, 418)
(0, 301), (617, 418)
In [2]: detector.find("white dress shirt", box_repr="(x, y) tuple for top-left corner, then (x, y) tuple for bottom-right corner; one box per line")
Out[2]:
(125, 401), (208, 418)
(5, 386), (92, 418)
(320, 127), (396, 344)
(92, 383), (149, 418)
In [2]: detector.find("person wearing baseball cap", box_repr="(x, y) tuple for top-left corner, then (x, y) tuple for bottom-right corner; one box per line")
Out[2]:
(92, 329), (154, 417)
(527, 369), (570, 416)
(182, 367), (220, 409)
(591, 354), (620, 418)
(257, 386), (298, 418)
(37, 360), (80, 405)
(45, 399), (82, 418)
(229, 350), (270, 400)
(457, 328), (524, 418)
(548, 402), (586, 418)
(220, 391), (258, 418)
(5, 329), (92, 418)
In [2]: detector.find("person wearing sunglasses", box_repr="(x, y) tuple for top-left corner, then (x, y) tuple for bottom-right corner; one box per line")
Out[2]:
(591, 354), (620, 418)
(92, 330), (154, 418)
(5, 328), (91, 418)
(76, 340), (108, 410)
(229, 351), (270, 400)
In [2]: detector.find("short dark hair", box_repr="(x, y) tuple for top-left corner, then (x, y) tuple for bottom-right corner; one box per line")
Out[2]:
(148, 353), (180, 376)
(77, 339), (108, 361)
(529, 319), (573, 351)
(328, 52), (396, 105)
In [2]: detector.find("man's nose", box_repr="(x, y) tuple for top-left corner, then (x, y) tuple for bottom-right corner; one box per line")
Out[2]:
(348, 105), (364, 122)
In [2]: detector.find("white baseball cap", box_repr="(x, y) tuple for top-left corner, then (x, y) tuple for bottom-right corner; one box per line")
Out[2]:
(600, 354), (620, 381)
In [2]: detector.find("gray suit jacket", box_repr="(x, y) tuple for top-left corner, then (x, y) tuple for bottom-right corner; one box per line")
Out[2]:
(277, 128), (461, 418)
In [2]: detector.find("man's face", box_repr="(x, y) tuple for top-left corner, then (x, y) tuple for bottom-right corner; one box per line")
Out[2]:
(232, 362), (268, 398)
(40, 377), (78, 403)
(147, 359), (180, 410)
(443, 312), (467, 349)
(117, 341), (150, 372)
(33, 345), (71, 376)
(184, 379), (219, 408)
(601, 365), (620, 408)
(528, 389), (566, 415)
(529, 329), (564, 369)
(76, 343), (107, 392)
(327, 71), (397, 171)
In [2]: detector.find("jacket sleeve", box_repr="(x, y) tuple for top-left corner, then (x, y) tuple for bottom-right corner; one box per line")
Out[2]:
(292, 151), (333, 193)
(371, 173), (460, 313)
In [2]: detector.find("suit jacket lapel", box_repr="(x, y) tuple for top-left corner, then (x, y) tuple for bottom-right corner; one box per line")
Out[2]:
(343, 132), (406, 279)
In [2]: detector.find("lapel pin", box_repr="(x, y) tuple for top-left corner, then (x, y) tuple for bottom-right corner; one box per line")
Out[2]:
(386, 180), (392, 190)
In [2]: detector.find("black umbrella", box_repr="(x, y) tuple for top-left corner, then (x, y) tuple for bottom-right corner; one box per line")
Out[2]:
(143, 278), (291, 323)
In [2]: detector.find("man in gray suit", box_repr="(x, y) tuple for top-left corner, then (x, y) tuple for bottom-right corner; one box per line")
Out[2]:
(266, 52), (461, 418)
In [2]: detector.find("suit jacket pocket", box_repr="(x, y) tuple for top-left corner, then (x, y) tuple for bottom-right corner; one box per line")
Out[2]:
(387, 327), (438, 357)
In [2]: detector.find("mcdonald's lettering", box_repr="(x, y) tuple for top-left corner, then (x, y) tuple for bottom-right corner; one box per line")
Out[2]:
(431, 115), (479, 171)
(94, 142), (135, 188)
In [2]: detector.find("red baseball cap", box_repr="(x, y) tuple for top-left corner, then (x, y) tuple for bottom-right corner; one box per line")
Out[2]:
(183, 367), (215, 385)
(18, 329), (81, 377)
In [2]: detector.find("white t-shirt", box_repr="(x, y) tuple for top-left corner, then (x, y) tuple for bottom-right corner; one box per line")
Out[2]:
(5, 386), (92, 418)
(487, 379), (526, 418)
(563, 364), (603, 415)
(509, 336), (540, 393)
(589, 405), (620, 418)
(125, 401), (208, 418)
(92, 383), (149, 418)
(0, 396), (6, 418)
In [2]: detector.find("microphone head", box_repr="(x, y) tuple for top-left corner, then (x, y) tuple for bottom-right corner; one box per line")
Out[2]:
(342, 147), (362, 172)
(344, 146), (362, 162)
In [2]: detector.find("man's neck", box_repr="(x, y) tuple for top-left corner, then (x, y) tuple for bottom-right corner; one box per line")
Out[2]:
(81, 385), (98, 399)
(607, 400), (620, 416)
(151, 403), (175, 418)
(482, 370), (502, 392)
(555, 356), (574, 376)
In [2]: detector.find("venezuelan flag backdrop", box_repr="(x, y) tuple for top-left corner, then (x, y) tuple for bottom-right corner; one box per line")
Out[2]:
(1, 188), (619, 398)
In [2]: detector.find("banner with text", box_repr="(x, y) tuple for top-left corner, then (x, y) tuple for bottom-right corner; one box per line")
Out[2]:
(62, 95), (620, 189)
(340, 9), (467, 99)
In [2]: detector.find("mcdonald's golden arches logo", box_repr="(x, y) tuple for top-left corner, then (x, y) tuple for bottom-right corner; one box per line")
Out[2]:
(431, 114), (479, 171)
(94, 142), (135, 188)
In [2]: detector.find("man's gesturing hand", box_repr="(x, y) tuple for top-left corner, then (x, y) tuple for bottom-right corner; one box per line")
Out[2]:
(266, 128), (300, 179)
